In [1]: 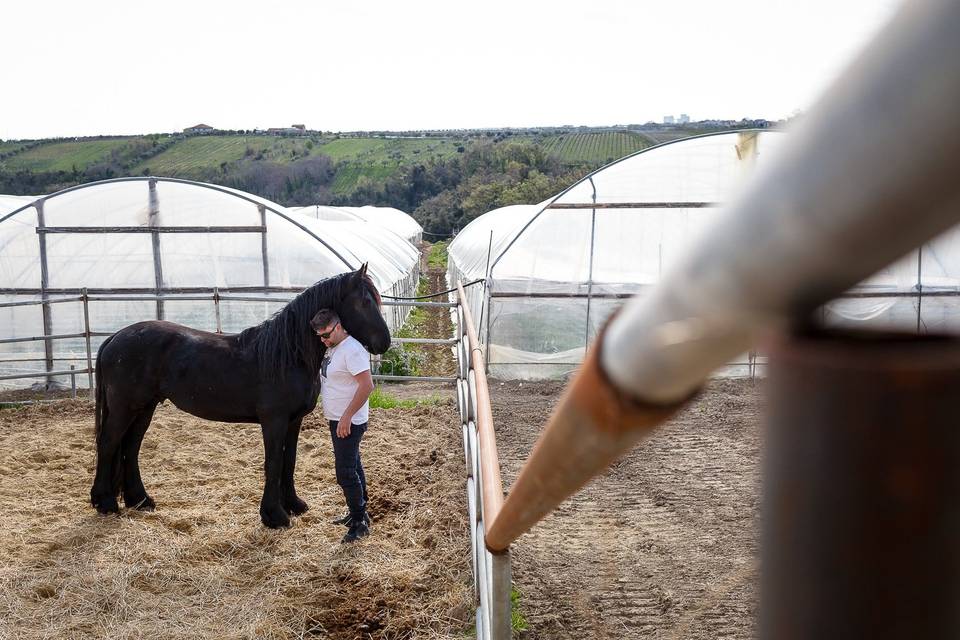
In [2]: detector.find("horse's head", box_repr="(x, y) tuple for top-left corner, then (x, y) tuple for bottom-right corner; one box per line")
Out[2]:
(338, 263), (391, 355)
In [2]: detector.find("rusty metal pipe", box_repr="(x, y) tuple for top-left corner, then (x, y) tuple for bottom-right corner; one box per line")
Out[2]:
(763, 329), (960, 639)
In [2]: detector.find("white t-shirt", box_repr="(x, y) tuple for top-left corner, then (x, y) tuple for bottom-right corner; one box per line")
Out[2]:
(319, 335), (371, 424)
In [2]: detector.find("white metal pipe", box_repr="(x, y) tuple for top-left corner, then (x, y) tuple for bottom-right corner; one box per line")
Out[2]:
(476, 521), (491, 640)
(604, 0), (960, 404)
(487, 0), (960, 551)
(489, 551), (513, 640)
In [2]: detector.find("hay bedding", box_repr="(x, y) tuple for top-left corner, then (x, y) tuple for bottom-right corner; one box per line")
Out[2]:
(0, 399), (471, 639)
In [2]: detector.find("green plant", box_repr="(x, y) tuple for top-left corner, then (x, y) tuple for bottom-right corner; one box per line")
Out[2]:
(461, 587), (527, 637)
(368, 387), (443, 409)
(427, 240), (449, 269)
(511, 587), (528, 633)
(377, 345), (425, 377)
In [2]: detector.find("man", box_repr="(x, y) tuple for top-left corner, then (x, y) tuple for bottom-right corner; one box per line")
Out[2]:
(312, 308), (375, 543)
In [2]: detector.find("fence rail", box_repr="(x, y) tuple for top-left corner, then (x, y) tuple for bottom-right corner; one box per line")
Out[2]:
(455, 282), (512, 640)
(0, 289), (434, 391)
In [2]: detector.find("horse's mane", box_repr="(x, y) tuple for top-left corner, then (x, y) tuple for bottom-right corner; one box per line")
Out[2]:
(238, 271), (378, 379)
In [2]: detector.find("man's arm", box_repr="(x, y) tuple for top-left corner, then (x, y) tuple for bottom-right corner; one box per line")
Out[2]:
(336, 369), (374, 438)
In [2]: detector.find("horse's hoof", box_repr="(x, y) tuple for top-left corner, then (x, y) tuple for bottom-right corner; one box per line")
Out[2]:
(261, 508), (291, 529)
(284, 496), (309, 516)
(92, 496), (120, 515)
(125, 494), (156, 511)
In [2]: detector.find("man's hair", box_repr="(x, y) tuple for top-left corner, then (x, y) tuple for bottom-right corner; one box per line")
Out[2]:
(310, 308), (340, 332)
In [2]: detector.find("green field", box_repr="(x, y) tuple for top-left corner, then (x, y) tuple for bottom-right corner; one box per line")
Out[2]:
(317, 137), (464, 163)
(331, 162), (401, 194)
(539, 131), (653, 165)
(129, 136), (299, 175)
(0, 138), (149, 172)
(321, 137), (469, 193)
(0, 140), (34, 155)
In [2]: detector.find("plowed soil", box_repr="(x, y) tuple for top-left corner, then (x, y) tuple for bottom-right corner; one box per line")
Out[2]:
(492, 378), (763, 639)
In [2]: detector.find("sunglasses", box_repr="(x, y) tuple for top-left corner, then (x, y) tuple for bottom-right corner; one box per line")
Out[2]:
(317, 323), (339, 340)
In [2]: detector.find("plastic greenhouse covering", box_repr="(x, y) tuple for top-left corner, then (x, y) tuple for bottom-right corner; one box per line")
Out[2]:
(292, 204), (423, 244)
(0, 178), (420, 390)
(448, 130), (960, 379)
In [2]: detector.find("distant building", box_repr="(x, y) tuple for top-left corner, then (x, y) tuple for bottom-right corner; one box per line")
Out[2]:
(183, 124), (215, 135)
(663, 115), (675, 125)
(679, 113), (690, 124)
(266, 125), (308, 135)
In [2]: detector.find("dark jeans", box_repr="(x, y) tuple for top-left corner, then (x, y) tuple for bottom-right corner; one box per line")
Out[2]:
(329, 420), (368, 521)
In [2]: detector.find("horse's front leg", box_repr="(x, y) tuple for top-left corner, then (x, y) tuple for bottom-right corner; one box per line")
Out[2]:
(259, 417), (291, 529)
(281, 417), (309, 516)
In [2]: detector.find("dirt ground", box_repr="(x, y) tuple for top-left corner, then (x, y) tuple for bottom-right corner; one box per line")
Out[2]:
(0, 398), (472, 640)
(0, 378), (764, 640)
(491, 378), (764, 639)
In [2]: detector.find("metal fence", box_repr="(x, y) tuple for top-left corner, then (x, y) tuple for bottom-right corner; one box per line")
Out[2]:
(0, 290), (429, 394)
(455, 283), (512, 640)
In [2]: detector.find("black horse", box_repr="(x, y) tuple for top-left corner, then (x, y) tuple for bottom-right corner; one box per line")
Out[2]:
(90, 265), (390, 528)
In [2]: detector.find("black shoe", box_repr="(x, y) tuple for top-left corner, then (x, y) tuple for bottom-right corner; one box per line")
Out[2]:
(341, 521), (370, 544)
(332, 511), (371, 527)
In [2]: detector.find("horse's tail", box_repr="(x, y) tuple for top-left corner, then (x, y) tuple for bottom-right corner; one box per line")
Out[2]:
(94, 333), (125, 496)
(94, 334), (112, 442)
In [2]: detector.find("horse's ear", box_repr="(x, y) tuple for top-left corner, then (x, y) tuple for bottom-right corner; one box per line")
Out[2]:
(358, 262), (368, 278)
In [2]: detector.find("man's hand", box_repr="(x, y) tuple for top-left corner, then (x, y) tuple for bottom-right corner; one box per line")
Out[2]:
(337, 415), (353, 438)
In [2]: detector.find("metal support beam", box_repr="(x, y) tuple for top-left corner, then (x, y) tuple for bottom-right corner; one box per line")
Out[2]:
(35, 200), (55, 389)
(148, 179), (164, 320)
(546, 201), (717, 209)
(35, 226), (266, 234)
(259, 204), (269, 287)
(82, 288), (94, 399)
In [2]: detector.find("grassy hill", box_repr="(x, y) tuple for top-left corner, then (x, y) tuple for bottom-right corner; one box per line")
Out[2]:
(0, 129), (685, 208)
(1, 137), (152, 172)
(0, 131), (655, 182)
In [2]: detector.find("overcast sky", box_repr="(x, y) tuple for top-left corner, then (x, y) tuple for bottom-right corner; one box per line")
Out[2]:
(1, 0), (902, 140)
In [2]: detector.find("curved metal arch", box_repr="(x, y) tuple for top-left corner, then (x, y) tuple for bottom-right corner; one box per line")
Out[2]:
(487, 128), (778, 276)
(0, 176), (356, 270)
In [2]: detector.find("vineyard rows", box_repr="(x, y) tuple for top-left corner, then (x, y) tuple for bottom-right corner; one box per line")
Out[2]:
(540, 131), (652, 165)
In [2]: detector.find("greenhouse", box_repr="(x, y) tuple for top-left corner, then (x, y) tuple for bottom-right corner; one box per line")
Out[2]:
(447, 130), (956, 379)
(289, 213), (421, 330)
(0, 177), (419, 390)
(448, 131), (786, 378)
(293, 204), (423, 245)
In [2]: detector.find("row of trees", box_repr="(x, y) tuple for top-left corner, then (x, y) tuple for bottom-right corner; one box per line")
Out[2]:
(331, 141), (589, 235)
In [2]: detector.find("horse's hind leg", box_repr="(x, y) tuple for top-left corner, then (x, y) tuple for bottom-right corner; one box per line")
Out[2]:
(281, 417), (308, 516)
(121, 403), (159, 511)
(91, 406), (137, 515)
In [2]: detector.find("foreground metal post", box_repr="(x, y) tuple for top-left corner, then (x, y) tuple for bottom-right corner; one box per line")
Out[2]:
(763, 329), (960, 639)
